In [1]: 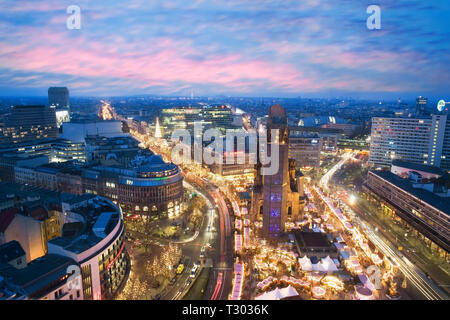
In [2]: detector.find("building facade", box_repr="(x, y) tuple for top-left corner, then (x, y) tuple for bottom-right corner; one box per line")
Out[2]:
(48, 195), (130, 300)
(289, 132), (322, 168)
(364, 170), (450, 256)
(10, 154), (184, 219)
(86, 154), (184, 218)
(0, 252), (83, 300)
(369, 115), (450, 170)
(0, 105), (58, 144)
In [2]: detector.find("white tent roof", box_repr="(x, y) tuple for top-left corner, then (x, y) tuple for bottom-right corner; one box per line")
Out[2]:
(312, 262), (326, 272)
(255, 286), (298, 300)
(279, 285), (299, 298)
(255, 288), (283, 300)
(299, 255), (313, 271)
(320, 256), (338, 272)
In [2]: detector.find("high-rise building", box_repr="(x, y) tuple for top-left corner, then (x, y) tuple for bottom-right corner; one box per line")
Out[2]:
(48, 87), (69, 109)
(289, 132), (322, 168)
(0, 105), (58, 144)
(160, 105), (237, 137)
(251, 105), (303, 239)
(415, 96), (428, 117)
(48, 87), (70, 128)
(369, 115), (450, 169)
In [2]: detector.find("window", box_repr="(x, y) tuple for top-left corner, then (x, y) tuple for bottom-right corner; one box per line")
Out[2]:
(106, 182), (116, 188)
(270, 209), (280, 217)
(270, 193), (281, 202)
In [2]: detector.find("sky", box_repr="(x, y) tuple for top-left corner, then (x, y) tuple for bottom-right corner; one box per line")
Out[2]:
(0, 0), (449, 99)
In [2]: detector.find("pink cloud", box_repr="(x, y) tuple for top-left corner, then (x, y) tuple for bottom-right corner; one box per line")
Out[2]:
(0, 30), (320, 92)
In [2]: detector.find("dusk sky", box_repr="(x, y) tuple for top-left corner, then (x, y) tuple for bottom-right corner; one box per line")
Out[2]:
(0, 0), (449, 99)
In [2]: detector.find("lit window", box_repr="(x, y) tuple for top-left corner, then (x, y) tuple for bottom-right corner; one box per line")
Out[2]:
(270, 209), (280, 217)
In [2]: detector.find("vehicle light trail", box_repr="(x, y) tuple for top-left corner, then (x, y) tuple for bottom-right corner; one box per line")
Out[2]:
(320, 152), (447, 300)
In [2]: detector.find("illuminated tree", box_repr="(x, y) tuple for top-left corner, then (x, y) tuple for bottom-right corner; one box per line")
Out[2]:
(388, 279), (398, 297)
(117, 272), (149, 300)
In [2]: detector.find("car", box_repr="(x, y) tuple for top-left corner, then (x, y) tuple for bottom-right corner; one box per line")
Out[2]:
(153, 294), (161, 300)
(176, 264), (184, 274)
(185, 278), (192, 286)
(195, 260), (201, 266)
(169, 277), (177, 285)
(190, 265), (198, 277)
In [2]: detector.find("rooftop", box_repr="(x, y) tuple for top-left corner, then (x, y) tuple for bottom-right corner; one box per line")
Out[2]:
(369, 170), (450, 216)
(0, 254), (76, 298)
(92, 153), (180, 179)
(49, 196), (121, 254)
(391, 160), (445, 176)
(0, 209), (16, 233)
(0, 241), (25, 263)
(294, 231), (335, 249)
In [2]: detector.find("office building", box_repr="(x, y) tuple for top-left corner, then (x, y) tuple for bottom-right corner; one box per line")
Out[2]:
(364, 166), (450, 257)
(201, 105), (234, 133)
(289, 126), (343, 151)
(289, 132), (322, 168)
(161, 106), (202, 136)
(48, 87), (69, 110)
(84, 153), (184, 218)
(51, 139), (86, 163)
(160, 105), (238, 137)
(9, 152), (184, 219)
(206, 135), (256, 177)
(369, 114), (450, 169)
(60, 120), (126, 143)
(84, 135), (140, 164)
(0, 105), (58, 144)
(48, 87), (70, 128)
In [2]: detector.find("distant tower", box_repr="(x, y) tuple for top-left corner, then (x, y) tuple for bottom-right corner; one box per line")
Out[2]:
(154, 117), (162, 138)
(48, 87), (70, 128)
(415, 96), (428, 117)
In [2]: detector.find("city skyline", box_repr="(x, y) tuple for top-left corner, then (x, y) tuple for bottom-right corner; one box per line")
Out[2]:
(0, 0), (449, 305)
(0, 0), (449, 99)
